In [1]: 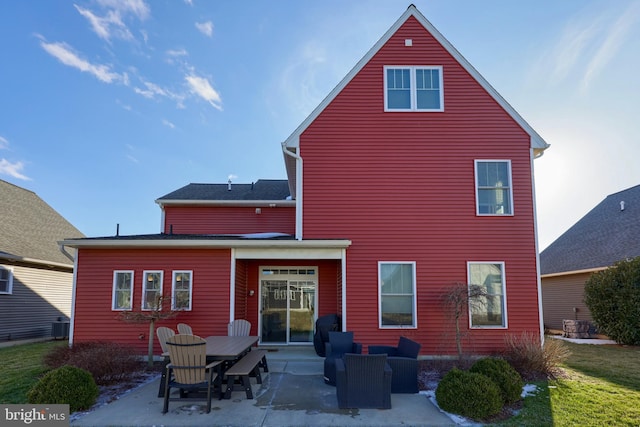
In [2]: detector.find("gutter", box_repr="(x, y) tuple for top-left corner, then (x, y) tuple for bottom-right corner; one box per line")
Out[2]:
(540, 266), (607, 279)
(281, 143), (303, 240)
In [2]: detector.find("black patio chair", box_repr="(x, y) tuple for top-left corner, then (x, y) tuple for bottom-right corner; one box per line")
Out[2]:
(313, 314), (341, 357)
(336, 353), (392, 409)
(368, 336), (421, 393)
(323, 331), (362, 385)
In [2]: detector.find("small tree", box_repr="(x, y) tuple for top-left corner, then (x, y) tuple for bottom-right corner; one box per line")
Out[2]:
(584, 257), (640, 345)
(119, 295), (179, 367)
(441, 282), (487, 359)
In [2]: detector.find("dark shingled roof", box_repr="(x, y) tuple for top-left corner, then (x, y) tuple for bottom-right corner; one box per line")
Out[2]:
(0, 179), (84, 266)
(540, 184), (640, 275)
(157, 179), (291, 202)
(78, 233), (296, 241)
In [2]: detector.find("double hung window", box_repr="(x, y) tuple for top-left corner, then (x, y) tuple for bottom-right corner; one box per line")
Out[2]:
(467, 262), (507, 328)
(378, 262), (417, 328)
(112, 271), (133, 310)
(172, 271), (192, 310)
(0, 266), (13, 294)
(142, 271), (163, 310)
(475, 160), (513, 215)
(385, 66), (443, 111)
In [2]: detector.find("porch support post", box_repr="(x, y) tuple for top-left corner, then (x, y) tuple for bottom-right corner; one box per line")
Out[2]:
(229, 249), (236, 324)
(341, 248), (347, 331)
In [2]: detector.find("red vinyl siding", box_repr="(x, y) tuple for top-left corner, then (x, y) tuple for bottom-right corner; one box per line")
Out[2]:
(163, 206), (295, 235)
(73, 248), (232, 354)
(300, 17), (540, 354)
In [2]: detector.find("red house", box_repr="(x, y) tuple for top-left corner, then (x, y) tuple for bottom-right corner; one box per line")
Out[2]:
(62, 5), (549, 356)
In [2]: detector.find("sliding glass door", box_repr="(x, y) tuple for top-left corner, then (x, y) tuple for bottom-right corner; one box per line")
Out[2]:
(260, 267), (317, 344)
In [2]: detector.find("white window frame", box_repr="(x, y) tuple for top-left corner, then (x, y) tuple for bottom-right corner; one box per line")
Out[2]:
(112, 270), (133, 310)
(474, 160), (514, 216)
(142, 270), (163, 311)
(384, 66), (444, 112)
(172, 270), (193, 311)
(0, 266), (14, 294)
(378, 261), (417, 329)
(467, 262), (508, 329)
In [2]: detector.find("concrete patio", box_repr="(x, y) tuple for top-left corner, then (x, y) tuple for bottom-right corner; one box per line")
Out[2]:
(70, 346), (456, 427)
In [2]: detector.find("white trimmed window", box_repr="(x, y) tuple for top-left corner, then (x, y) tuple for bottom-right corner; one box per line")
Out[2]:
(378, 262), (417, 328)
(0, 266), (14, 294)
(467, 262), (507, 328)
(172, 271), (192, 311)
(142, 271), (163, 310)
(384, 66), (443, 111)
(475, 160), (513, 215)
(112, 271), (133, 310)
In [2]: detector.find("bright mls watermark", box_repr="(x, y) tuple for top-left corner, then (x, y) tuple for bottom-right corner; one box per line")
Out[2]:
(1, 404), (69, 426)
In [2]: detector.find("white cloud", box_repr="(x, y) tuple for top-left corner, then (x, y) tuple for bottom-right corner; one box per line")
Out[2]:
(40, 40), (124, 84)
(75, 0), (150, 42)
(582, 1), (640, 91)
(74, 5), (134, 42)
(184, 0), (193, 5)
(162, 119), (175, 129)
(0, 136), (8, 150)
(166, 48), (188, 57)
(0, 159), (30, 181)
(134, 80), (168, 98)
(96, 0), (150, 21)
(185, 74), (222, 110)
(195, 21), (213, 37)
(530, 2), (640, 93)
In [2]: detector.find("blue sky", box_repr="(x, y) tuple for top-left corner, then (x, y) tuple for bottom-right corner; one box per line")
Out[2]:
(1, 0), (639, 250)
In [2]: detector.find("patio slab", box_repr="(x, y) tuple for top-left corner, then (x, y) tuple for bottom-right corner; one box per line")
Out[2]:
(70, 360), (456, 427)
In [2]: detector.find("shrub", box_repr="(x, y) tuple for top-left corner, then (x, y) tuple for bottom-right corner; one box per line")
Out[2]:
(470, 357), (523, 404)
(27, 365), (99, 412)
(435, 368), (503, 419)
(584, 257), (640, 345)
(503, 332), (570, 379)
(44, 341), (141, 385)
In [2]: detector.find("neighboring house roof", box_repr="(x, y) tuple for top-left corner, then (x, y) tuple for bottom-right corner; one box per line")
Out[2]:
(0, 179), (84, 267)
(281, 4), (550, 194)
(540, 184), (640, 276)
(156, 179), (291, 204)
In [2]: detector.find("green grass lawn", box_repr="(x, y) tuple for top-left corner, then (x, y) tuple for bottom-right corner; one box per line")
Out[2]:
(0, 341), (66, 403)
(497, 340), (640, 426)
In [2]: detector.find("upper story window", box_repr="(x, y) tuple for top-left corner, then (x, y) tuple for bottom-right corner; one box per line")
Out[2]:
(142, 271), (163, 310)
(378, 261), (417, 328)
(172, 271), (192, 311)
(384, 66), (443, 111)
(475, 160), (513, 215)
(112, 271), (133, 310)
(0, 266), (13, 294)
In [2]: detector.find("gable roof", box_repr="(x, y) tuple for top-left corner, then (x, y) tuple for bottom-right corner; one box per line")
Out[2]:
(156, 179), (291, 206)
(282, 4), (550, 160)
(540, 184), (640, 276)
(0, 179), (84, 268)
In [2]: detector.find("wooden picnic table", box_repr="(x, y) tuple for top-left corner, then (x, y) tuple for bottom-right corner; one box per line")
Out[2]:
(158, 335), (259, 398)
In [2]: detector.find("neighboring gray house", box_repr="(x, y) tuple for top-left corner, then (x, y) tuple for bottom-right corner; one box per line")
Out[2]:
(540, 184), (640, 333)
(0, 179), (84, 341)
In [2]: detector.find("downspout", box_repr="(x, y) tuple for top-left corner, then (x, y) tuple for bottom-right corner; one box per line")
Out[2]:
(59, 243), (77, 348)
(281, 142), (303, 240)
(59, 243), (75, 263)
